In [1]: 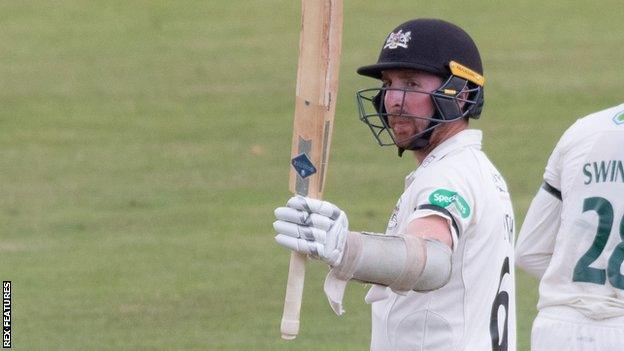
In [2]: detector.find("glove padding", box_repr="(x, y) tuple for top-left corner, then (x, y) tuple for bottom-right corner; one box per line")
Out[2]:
(274, 196), (348, 266)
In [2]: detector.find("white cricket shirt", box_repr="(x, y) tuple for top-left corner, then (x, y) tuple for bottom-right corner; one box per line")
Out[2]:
(368, 129), (516, 351)
(517, 103), (624, 319)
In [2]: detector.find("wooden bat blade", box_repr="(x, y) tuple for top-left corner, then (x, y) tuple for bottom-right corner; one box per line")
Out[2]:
(280, 0), (342, 340)
(289, 0), (342, 200)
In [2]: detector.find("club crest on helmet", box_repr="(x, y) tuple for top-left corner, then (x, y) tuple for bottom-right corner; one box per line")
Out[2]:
(383, 30), (411, 49)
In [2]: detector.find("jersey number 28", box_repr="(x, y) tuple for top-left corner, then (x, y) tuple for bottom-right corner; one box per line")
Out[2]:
(573, 196), (624, 290)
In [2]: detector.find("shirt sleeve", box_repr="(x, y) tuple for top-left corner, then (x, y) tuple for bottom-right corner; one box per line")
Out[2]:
(518, 125), (572, 278)
(543, 120), (578, 193)
(516, 187), (562, 279)
(405, 171), (475, 251)
(543, 143), (563, 192)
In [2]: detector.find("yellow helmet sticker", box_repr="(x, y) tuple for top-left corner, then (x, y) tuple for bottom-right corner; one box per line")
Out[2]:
(449, 61), (485, 86)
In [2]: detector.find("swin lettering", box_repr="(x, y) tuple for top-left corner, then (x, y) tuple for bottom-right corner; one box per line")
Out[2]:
(583, 160), (624, 184)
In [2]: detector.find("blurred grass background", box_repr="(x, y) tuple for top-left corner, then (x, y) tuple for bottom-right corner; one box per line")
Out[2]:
(0, 0), (622, 350)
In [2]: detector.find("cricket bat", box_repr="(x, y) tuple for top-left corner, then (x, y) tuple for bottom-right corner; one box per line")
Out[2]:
(280, 0), (343, 340)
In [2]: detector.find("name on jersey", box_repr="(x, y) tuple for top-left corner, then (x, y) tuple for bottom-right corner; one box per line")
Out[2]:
(583, 159), (624, 185)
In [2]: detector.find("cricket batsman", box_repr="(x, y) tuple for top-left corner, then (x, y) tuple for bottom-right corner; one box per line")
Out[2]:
(274, 18), (517, 350)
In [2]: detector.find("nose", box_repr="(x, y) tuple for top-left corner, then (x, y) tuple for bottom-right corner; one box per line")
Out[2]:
(384, 88), (404, 113)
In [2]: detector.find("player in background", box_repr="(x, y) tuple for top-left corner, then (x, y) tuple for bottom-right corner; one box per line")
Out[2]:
(273, 19), (516, 350)
(516, 103), (624, 350)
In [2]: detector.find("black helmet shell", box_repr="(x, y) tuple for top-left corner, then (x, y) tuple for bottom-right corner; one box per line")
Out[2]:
(357, 19), (483, 80)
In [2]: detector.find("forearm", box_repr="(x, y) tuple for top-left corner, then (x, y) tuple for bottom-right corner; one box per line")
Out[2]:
(273, 196), (454, 315)
(516, 187), (562, 278)
(332, 231), (452, 292)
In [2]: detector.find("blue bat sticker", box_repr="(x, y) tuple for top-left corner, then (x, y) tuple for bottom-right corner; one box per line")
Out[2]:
(291, 153), (317, 179)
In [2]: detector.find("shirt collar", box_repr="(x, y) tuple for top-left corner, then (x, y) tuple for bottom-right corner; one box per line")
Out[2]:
(420, 129), (482, 168)
(404, 129), (482, 188)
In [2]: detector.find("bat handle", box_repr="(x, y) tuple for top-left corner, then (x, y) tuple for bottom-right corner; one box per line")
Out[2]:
(280, 251), (307, 340)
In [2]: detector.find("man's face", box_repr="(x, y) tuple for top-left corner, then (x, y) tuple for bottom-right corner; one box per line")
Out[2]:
(381, 69), (443, 148)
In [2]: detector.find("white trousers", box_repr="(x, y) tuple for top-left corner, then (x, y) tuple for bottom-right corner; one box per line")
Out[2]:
(531, 307), (624, 351)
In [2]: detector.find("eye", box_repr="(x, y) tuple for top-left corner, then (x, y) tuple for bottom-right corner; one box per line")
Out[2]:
(406, 80), (420, 89)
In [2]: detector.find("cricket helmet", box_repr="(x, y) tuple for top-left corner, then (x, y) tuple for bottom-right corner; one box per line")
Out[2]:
(356, 18), (485, 155)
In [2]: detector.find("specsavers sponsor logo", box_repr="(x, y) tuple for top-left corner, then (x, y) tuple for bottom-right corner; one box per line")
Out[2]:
(429, 189), (471, 219)
(613, 111), (624, 125)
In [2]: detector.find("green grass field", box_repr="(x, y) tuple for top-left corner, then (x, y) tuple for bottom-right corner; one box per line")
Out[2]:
(1, 1), (622, 350)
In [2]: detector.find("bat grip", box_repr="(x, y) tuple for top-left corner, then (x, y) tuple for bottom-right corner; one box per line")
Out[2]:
(280, 251), (307, 340)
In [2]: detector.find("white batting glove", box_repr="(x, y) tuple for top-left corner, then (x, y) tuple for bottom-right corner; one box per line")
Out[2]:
(273, 196), (349, 266)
